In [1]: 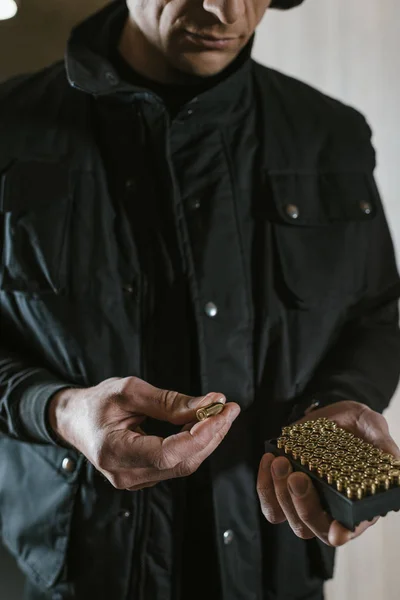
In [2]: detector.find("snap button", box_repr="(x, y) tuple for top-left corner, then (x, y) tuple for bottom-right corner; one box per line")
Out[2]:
(105, 71), (119, 86)
(188, 198), (201, 211)
(61, 457), (76, 473)
(360, 201), (372, 215)
(205, 302), (218, 318)
(223, 529), (234, 545)
(285, 204), (300, 220)
(122, 283), (135, 294)
(125, 178), (136, 193)
(119, 510), (131, 519)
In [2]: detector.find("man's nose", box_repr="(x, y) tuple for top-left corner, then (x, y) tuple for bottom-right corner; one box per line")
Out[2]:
(203, 0), (246, 25)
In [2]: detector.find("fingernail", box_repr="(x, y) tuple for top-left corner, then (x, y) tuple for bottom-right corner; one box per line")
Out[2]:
(188, 393), (226, 409)
(262, 454), (274, 470)
(272, 459), (291, 478)
(288, 475), (309, 497)
(228, 405), (241, 422)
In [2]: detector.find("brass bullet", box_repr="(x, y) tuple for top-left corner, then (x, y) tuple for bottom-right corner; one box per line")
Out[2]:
(323, 421), (337, 431)
(356, 452), (369, 462)
(327, 469), (341, 484)
(380, 453), (393, 464)
(281, 427), (293, 437)
(327, 444), (339, 453)
(296, 435), (308, 445)
(308, 458), (321, 471)
(300, 424), (314, 432)
(388, 470), (400, 485)
(391, 459), (400, 469)
(368, 448), (381, 457)
(378, 463), (391, 474)
(362, 479), (377, 495)
(292, 446), (303, 460)
(332, 460), (344, 470)
(375, 474), (390, 490)
(317, 463), (330, 478)
(313, 447), (327, 458)
(196, 402), (225, 421)
(350, 473), (363, 484)
(365, 467), (379, 478)
(277, 437), (287, 449)
(322, 452), (335, 462)
(336, 440), (350, 448)
(347, 484), (364, 500)
(305, 443), (317, 452)
(335, 450), (346, 459)
(299, 452), (312, 466)
(340, 465), (353, 477)
(354, 461), (367, 472)
(284, 442), (294, 455)
(336, 477), (350, 493)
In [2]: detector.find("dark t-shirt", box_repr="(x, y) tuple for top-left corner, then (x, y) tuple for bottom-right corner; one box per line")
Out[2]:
(111, 47), (221, 118)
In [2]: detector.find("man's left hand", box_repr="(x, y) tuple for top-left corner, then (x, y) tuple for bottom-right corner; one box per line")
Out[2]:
(257, 401), (400, 547)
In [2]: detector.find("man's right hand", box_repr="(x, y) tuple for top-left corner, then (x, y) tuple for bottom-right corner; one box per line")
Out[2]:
(48, 377), (240, 491)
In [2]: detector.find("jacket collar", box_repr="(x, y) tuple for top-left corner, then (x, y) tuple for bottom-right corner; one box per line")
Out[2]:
(65, 0), (255, 121)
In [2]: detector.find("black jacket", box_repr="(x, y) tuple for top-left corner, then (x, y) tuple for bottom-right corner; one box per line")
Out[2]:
(1, 2), (400, 600)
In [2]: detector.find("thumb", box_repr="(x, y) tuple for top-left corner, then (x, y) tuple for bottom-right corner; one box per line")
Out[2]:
(124, 378), (226, 425)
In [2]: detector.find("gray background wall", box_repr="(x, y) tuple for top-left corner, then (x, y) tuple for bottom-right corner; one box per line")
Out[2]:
(1, 1), (399, 599)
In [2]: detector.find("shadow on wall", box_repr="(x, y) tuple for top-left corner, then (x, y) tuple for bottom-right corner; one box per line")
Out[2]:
(0, 542), (25, 600)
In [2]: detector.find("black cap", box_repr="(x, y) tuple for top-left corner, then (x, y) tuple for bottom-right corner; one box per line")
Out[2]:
(270, 0), (305, 9)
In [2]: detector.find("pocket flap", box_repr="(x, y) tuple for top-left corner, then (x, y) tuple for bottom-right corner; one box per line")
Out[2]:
(262, 171), (377, 226)
(259, 171), (376, 308)
(0, 160), (70, 215)
(0, 437), (83, 589)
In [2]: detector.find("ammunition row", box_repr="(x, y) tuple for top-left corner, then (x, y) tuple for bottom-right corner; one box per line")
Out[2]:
(277, 418), (400, 500)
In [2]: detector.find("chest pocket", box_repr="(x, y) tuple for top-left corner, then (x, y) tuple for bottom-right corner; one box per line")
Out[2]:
(0, 160), (73, 295)
(262, 171), (377, 309)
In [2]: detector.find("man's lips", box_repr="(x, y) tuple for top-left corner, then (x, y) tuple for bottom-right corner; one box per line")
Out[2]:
(183, 31), (239, 49)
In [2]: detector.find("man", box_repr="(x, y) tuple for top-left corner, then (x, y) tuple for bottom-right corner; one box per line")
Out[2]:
(0, 0), (399, 599)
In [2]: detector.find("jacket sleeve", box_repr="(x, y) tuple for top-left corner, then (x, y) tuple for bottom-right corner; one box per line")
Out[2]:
(0, 344), (75, 444)
(287, 124), (400, 423)
(0, 246), (76, 447)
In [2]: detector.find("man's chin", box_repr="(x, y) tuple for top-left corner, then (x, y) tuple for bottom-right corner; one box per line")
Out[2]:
(171, 51), (240, 80)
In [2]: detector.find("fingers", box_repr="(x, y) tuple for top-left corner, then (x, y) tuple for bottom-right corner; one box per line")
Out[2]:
(100, 402), (241, 488)
(328, 516), (379, 547)
(271, 458), (315, 540)
(257, 454), (379, 548)
(113, 376), (227, 425)
(257, 454), (286, 524)
(126, 481), (158, 491)
(158, 402), (241, 475)
(287, 472), (332, 544)
(355, 409), (400, 457)
(257, 455), (329, 543)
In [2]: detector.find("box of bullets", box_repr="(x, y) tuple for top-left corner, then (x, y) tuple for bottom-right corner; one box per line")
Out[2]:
(264, 418), (400, 531)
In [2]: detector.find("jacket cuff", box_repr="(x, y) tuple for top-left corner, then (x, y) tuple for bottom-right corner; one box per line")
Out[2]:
(15, 375), (78, 445)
